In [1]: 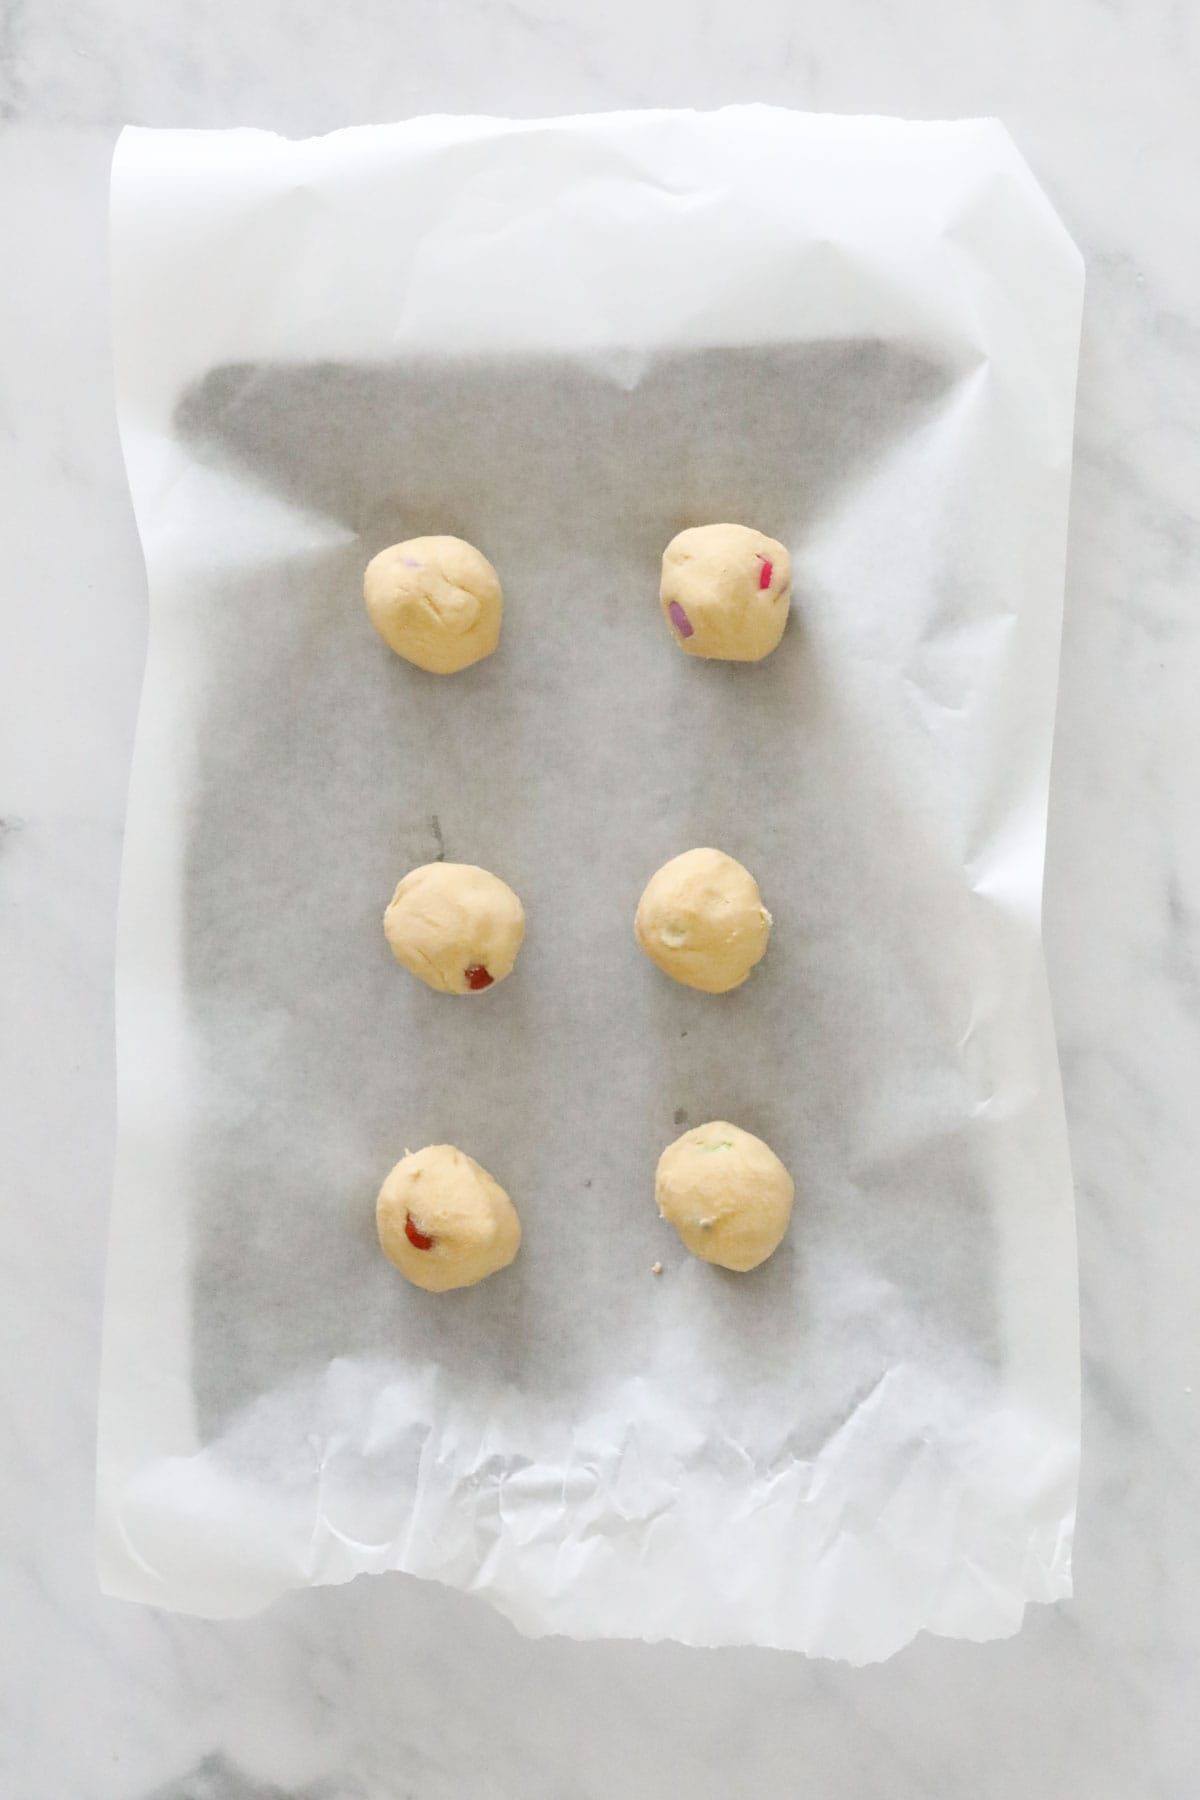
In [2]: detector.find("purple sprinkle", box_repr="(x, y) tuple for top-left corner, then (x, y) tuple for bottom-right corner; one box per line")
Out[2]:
(399, 558), (421, 568)
(668, 600), (694, 639)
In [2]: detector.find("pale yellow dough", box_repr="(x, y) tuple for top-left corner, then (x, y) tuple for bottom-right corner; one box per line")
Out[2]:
(384, 862), (525, 994)
(364, 535), (502, 673)
(635, 848), (771, 994)
(656, 1121), (794, 1272)
(660, 522), (791, 662)
(377, 1144), (521, 1291)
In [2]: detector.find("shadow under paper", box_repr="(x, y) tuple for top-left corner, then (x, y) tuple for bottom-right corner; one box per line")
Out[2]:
(174, 342), (1000, 1461)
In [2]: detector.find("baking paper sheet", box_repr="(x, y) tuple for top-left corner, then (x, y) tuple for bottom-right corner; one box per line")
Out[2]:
(100, 108), (1083, 1662)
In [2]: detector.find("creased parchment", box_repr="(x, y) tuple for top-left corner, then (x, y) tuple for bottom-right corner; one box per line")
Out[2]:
(100, 109), (1083, 1662)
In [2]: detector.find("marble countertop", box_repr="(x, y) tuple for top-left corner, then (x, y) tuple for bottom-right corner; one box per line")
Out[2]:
(2, 3), (1196, 1796)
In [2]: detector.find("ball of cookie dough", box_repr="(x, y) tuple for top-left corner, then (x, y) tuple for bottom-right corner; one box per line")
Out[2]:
(364, 535), (502, 674)
(660, 522), (791, 662)
(377, 1144), (521, 1292)
(384, 862), (525, 994)
(635, 848), (770, 994)
(656, 1121), (794, 1272)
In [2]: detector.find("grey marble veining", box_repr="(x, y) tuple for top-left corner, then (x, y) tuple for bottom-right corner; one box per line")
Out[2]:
(1, 3), (1197, 1796)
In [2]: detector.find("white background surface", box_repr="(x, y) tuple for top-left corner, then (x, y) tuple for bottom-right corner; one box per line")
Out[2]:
(0, 4), (1196, 1797)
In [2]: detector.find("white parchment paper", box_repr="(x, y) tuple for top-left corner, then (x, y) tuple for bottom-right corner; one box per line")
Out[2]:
(100, 109), (1084, 1662)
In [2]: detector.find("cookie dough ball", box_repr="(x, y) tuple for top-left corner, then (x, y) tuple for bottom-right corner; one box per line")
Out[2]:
(364, 535), (502, 673)
(377, 1144), (521, 1292)
(660, 523), (791, 662)
(384, 862), (525, 994)
(656, 1122), (794, 1272)
(635, 848), (771, 994)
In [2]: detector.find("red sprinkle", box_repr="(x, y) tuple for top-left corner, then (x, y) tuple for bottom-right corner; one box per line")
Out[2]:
(465, 964), (494, 990)
(405, 1213), (434, 1251)
(668, 600), (694, 639)
(758, 558), (773, 590)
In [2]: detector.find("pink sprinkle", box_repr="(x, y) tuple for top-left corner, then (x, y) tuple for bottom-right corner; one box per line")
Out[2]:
(758, 558), (773, 590)
(668, 600), (694, 639)
(405, 1213), (434, 1251)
